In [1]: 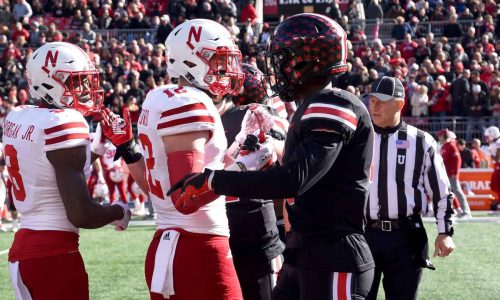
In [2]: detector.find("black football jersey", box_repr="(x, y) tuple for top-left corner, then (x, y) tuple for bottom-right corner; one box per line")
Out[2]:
(220, 104), (285, 261)
(214, 89), (374, 271)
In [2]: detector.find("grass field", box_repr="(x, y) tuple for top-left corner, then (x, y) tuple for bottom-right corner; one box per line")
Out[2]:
(1, 221), (500, 300)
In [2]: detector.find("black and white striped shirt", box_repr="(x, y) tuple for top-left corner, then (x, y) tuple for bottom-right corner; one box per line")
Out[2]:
(369, 121), (454, 235)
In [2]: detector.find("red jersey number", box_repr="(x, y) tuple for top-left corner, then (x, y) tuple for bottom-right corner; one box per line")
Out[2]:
(4, 144), (26, 201)
(138, 134), (165, 200)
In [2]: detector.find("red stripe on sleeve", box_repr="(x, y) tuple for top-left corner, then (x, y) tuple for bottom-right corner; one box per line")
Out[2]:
(303, 107), (358, 127)
(45, 133), (89, 145)
(337, 272), (348, 300)
(157, 115), (214, 130)
(44, 122), (87, 134)
(160, 103), (208, 119)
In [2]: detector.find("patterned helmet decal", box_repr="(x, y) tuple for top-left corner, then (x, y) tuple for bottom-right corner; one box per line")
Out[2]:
(233, 64), (268, 105)
(268, 13), (348, 101)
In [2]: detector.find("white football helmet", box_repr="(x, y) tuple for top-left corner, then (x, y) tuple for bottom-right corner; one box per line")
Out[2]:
(165, 19), (244, 96)
(27, 42), (103, 115)
(109, 166), (124, 183)
(484, 126), (500, 143)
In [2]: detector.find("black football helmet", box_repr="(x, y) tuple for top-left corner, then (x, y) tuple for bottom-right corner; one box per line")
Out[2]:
(266, 13), (348, 102)
(232, 64), (268, 106)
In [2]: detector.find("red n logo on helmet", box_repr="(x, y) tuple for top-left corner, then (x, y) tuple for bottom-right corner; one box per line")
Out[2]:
(45, 50), (59, 68)
(186, 26), (202, 50)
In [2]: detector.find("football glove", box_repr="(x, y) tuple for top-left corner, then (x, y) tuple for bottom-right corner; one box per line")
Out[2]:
(100, 107), (142, 164)
(111, 201), (131, 231)
(100, 107), (133, 147)
(166, 169), (218, 215)
(227, 134), (275, 171)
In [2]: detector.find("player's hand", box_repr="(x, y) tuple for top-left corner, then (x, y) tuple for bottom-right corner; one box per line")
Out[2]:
(434, 234), (455, 257)
(111, 201), (132, 231)
(228, 134), (275, 171)
(90, 123), (113, 156)
(166, 169), (218, 215)
(100, 107), (134, 147)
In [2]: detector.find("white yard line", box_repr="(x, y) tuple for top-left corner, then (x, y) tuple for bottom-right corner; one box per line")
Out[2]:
(0, 248), (9, 256)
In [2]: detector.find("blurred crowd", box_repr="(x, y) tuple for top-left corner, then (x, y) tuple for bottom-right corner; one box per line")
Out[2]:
(0, 0), (500, 143)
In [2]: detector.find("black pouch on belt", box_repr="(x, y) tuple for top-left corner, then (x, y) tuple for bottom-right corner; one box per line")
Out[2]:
(407, 215), (435, 270)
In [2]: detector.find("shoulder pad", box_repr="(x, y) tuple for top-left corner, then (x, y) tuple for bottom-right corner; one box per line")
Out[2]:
(148, 85), (216, 136)
(43, 108), (90, 152)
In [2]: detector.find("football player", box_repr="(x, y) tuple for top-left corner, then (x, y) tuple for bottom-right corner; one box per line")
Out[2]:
(218, 63), (287, 300)
(485, 126), (500, 210)
(5, 42), (131, 300)
(100, 19), (246, 299)
(168, 14), (376, 299)
(99, 144), (128, 205)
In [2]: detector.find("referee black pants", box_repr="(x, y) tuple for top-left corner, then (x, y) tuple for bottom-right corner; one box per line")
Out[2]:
(364, 227), (423, 300)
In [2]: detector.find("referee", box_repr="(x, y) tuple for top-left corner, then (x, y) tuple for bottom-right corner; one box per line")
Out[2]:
(365, 76), (456, 300)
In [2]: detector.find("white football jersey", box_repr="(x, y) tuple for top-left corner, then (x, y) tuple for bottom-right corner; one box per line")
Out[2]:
(2, 106), (91, 233)
(490, 139), (500, 159)
(100, 143), (121, 170)
(265, 96), (287, 120)
(138, 85), (229, 236)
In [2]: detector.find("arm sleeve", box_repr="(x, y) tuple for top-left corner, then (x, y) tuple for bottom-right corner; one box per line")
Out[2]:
(214, 130), (344, 199)
(43, 110), (90, 152)
(423, 140), (454, 235)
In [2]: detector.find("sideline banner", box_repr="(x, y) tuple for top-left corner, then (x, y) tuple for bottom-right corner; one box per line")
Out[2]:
(459, 168), (496, 210)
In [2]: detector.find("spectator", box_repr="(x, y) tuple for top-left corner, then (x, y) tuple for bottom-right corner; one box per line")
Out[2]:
(69, 9), (85, 30)
(366, 0), (383, 21)
(465, 84), (490, 141)
(391, 16), (412, 40)
(457, 138), (474, 168)
(471, 138), (489, 168)
(443, 14), (464, 38)
(386, 1), (405, 19)
(326, 1), (342, 22)
(240, 0), (257, 24)
(450, 68), (470, 116)
(258, 22), (271, 45)
(155, 15), (174, 45)
(219, 0), (237, 19)
(51, 0), (65, 18)
(30, 0), (45, 16)
(399, 33), (417, 61)
(82, 22), (96, 45)
(12, 0), (32, 22)
(411, 84), (429, 116)
(11, 22), (29, 45)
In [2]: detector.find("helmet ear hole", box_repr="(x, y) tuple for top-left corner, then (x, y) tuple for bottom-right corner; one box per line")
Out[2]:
(183, 60), (197, 68)
(42, 83), (53, 90)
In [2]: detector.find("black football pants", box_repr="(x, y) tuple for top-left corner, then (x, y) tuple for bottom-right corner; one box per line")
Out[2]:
(364, 227), (423, 300)
(272, 262), (374, 300)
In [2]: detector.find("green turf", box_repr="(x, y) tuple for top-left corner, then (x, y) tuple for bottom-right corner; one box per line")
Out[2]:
(1, 222), (499, 300)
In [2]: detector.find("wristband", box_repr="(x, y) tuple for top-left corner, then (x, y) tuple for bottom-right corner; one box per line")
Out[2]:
(114, 139), (143, 164)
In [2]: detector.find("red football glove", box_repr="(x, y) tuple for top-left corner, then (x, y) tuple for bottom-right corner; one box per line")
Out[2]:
(166, 169), (218, 215)
(100, 107), (134, 147)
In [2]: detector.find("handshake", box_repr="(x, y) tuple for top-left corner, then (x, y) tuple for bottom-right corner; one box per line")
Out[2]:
(167, 134), (276, 215)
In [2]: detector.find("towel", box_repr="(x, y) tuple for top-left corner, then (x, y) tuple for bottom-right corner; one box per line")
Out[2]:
(151, 230), (181, 299)
(9, 261), (33, 300)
